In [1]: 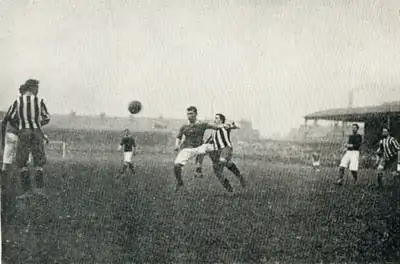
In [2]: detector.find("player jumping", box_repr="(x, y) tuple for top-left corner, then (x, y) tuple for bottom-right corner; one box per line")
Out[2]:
(118, 129), (136, 174)
(173, 106), (231, 192)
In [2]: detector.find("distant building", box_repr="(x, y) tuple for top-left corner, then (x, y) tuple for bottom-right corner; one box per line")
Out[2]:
(304, 101), (400, 150)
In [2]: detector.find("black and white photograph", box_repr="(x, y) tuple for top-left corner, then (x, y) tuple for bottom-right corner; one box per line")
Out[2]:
(1, 0), (400, 263)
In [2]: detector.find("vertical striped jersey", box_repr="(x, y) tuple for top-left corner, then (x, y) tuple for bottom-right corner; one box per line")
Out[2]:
(377, 136), (400, 159)
(206, 127), (232, 150)
(6, 94), (50, 130)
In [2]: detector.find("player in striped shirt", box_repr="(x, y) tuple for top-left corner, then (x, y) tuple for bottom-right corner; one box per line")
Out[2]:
(1, 85), (47, 173)
(6, 79), (50, 199)
(206, 113), (245, 192)
(376, 127), (400, 187)
(173, 106), (232, 192)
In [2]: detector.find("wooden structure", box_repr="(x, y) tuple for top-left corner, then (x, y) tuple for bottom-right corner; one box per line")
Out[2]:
(304, 102), (400, 151)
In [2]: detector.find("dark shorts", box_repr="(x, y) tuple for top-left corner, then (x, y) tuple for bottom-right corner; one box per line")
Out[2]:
(17, 129), (46, 168)
(209, 147), (233, 164)
(378, 157), (398, 172)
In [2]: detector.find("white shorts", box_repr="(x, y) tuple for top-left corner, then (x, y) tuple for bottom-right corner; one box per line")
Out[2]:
(340, 150), (360, 171)
(123, 152), (133, 163)
(2, 132), (18, 164)
(199, 143), (215, 154)
(174, 144), (214, 166)
(312, 161), (320, 167)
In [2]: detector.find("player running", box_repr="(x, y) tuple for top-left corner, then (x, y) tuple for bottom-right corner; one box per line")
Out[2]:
(118, 129), (136, 174)
(376, 127), (400, 187)
(206, 113), (245, 192)
(173, 106), (231, 192)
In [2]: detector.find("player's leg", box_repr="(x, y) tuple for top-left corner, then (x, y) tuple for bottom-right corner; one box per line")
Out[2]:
(120, 152), (131, 174)
(195, 154), (204, 178)
(349, 151), (359, 183)
(1, 132), (18, 224)
(173, 148), (193, 191)
(209, 150), (233, 192)
(30, 129), (47, 195)
(125, 151), (135, 173)
(380, 158), (398, 187)
(27, 152), (33, 166)
(336, 152), (350, 185)
(16, 130), (33, 199)
(220, 147), (245, 187)
(376, 157), (385, 187)
(120, 160), (127, 174)
(312, 152), (321, 172)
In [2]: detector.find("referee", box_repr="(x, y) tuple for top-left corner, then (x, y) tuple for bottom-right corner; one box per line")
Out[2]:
(6, 79), (50, 199)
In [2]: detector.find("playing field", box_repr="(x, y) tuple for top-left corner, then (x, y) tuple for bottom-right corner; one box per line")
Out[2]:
(2, 151), (400, 264)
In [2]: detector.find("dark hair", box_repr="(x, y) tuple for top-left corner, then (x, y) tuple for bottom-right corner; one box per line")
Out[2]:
(19, 85), (26, 94)
(24, 79), (39, 92)
(187, 106), (197, 114)
(215, 113), (226, 123)
(352, 123), (359, 129)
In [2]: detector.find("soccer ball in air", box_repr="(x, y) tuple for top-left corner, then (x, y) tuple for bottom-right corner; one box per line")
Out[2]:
(128, 100), (142, 114)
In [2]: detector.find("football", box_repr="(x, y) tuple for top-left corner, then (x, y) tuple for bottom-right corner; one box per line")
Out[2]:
(128, 100), (142, 114)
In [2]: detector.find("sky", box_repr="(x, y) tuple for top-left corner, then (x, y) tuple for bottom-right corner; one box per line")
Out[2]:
(0, 0), (399, 137)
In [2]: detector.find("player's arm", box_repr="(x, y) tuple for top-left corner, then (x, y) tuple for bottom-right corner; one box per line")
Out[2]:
(175, 127), (184, 151)
(204, 122), (236, 130)
(226, 122), (239, 130)
(391, 137), (400, 152)
(1, 102), (17, 150)
(376, 140), (383, 157)
(118, 139), (123, 151)
(40, 98), (50, 126)
(352, 135), (362, 149)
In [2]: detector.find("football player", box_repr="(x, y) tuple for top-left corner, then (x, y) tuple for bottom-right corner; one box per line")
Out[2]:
(118, 129), (136, 174)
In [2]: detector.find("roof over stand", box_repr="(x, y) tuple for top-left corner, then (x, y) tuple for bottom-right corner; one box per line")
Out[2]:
(304, 101), (400, 122)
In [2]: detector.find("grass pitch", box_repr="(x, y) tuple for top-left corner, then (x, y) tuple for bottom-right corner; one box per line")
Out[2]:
(2, 153), (400, 263)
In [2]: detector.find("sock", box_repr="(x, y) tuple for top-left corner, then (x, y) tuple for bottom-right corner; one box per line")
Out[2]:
(351, 170), (358, 181)
(226, 162), (241, 177)
(338, 167), (345, 180)
(19, 168), (31, 193)
(174, 164), (183, 186)
(377, 172), (383, 185)
(128, 163), (134, 171)
(35, 168), (44, 189)
(222, 179), (233, 192)
(120, 164), (127, 174)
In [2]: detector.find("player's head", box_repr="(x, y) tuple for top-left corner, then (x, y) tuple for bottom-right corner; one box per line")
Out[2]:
(382, 127), (390, 137)
(186, 106), (197, 123)
(352, 124), (359, 134)
(214, 113), (226, 125)
(19, 84), (26, 94)
(24, 79), (39, 95)
(123, 129), (130, 136)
